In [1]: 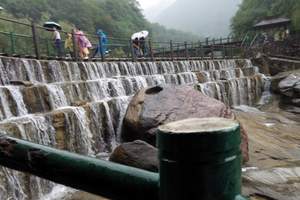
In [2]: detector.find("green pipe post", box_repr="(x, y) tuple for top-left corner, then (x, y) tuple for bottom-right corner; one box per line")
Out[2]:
(191, 42), (194, 57)
(210, 45), (214, 59)
(31, 21), (40, 59)
(129, 39), (136, 62)
(72, 29), (78, 61)
(99, 34), (105, 62)
(230, 45), (234, 59)
(157, 118), (247, 200)
(46, 39), (50, 57)
(0, 134), (159, 200)
(10, 32), (16, 55)
(148, 39), (154, 61)
(184, 41), (188, 59)
(196, 41), (200, 58)
(200, 42), (204, 59)
(170, 40), (174, 61)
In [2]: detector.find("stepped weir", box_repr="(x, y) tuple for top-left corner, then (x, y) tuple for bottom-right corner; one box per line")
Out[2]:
(0, 56), (266, 199)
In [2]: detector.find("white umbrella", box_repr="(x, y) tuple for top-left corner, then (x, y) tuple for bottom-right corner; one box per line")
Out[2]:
(131, 30), (149, 40)
(0, 6), (4, 10)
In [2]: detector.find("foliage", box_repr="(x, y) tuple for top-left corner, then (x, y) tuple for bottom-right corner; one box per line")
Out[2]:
(150, 23), (201, 43)
(0, 0), (199, 42)
(231, 0), (300, 36)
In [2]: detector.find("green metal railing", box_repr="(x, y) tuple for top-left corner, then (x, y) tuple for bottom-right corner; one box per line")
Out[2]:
(0, 118), (248, 200)
(0, 16), (244, 61)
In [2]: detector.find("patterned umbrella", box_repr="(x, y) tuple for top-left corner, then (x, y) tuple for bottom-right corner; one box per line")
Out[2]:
(131, 30), (149, 40)
(43, 21), (62, 31)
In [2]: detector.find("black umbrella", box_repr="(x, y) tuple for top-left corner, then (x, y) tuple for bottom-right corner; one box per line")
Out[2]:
(43, 21), (62, 31)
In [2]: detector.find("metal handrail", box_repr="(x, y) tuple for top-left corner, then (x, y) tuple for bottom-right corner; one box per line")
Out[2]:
(0, 16), (243, 61)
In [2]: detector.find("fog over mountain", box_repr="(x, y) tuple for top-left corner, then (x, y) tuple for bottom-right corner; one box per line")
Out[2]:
(142, 0), (175, 21)
(151, 0), (242, 37)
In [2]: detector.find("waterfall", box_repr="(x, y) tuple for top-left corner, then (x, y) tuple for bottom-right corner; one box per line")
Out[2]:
(0, 56), (265, 199)
(46, 85), (68, 109)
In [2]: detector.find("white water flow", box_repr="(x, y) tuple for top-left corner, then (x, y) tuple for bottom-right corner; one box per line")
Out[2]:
(0, 57), (265, 199)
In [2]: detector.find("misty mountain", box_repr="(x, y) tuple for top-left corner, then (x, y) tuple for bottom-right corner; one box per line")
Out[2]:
(155, 0), (242, 37)
(143, 0), (175, 21)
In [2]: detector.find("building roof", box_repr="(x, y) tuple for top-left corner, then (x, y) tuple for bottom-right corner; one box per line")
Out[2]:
(254, 17), (291, 29)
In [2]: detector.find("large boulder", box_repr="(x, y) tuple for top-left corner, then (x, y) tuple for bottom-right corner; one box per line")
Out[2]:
(279, 73), (300, 98)
(109, 140), (158, 172)
(278, 73), (300, 113)
(122, 85), (249, 162)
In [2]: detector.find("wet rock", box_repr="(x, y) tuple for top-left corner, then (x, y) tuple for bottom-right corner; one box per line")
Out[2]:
(64, 191), (109, 200)
(278, 74), (300, 97)
(109, 140), (158, 172)
(292, 98), (300, 106)
(252, 55), (300, 76)
(122, 85), (249, 162)
(243, 167), (300, 200)
(278, 73), (300, 111)
(9, 80), (34, 87)
(22, 85), (51, 113)
(71, 100), (89, 107)
(295, 83), (300, 94)
(195, 72), (207, 83)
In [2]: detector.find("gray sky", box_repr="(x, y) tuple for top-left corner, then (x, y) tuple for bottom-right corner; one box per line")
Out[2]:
(138, 0), (162, 9)
(137, 0), (175, 9)
(137, 0), (176, 20)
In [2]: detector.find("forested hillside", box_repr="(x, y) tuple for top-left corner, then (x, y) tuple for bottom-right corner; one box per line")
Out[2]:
(0, 0), (199, 42)
(231, 0), (300, 36)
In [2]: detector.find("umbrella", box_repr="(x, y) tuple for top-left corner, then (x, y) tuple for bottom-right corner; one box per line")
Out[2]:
(131, 30), (149, 40)
(43, 21), (62, 31)
(0, 6), (4, 10)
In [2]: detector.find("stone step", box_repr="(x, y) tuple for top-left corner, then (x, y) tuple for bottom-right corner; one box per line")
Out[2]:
(195, 66), (259, 83)
(0, 96), (129, 157)
(190, 59), (253, 71)
(0, 73), (197, 121)
(0, 57), (254, 85)
(197, 75), (264, 107)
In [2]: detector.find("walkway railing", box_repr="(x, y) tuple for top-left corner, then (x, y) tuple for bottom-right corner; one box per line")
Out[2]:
(0, 16), (244, 61)
(0, 117), (247, 200)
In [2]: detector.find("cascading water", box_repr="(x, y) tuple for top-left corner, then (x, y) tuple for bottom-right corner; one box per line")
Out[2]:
(0, 57), (265, 199)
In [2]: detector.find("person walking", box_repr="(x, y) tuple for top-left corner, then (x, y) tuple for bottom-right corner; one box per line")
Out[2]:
(75, 28), (92, 59)
(92, 29), (108, 58)
(53, 28), (62, 57)
(139, 37), (147, 57)
(64, 33), (74, 58)
(132, 37), (140, 57)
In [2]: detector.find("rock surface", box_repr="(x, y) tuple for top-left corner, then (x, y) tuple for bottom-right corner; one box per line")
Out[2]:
(122, 85), (249, 162)
(270, 70), (300, 93)
(252, 55), (300, 76)
(109, 140), (158, 172)
(279, 73), (300, 97)
(243, 167), (300, 200)
(277, 73), (300, 113)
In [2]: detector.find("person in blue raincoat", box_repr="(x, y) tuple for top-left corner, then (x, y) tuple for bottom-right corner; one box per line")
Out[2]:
(92, 29), (108, 58)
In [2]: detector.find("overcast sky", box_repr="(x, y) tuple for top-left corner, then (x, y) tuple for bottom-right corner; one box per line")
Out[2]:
(137, 0), (176, 20)
(137, 0), (175, 9)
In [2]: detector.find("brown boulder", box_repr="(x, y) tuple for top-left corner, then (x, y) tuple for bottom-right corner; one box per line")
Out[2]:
(122, 85), (249, 162)
(109, 140), (158, 172)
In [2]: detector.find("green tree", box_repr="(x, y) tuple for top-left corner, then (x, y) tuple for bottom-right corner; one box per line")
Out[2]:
(231, 0), (300, 36)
